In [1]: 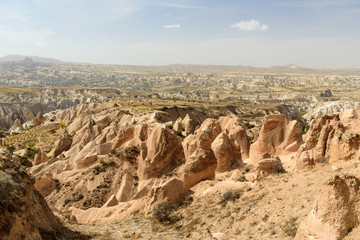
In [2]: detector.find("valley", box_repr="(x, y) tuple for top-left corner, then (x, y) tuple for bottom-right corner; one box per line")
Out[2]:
(1, 57), (360, 240)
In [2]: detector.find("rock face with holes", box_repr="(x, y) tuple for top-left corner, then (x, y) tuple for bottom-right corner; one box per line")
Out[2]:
(296, 106), (360, 171)
(295, 175), (360, 240)
(248, 114), (303, 166)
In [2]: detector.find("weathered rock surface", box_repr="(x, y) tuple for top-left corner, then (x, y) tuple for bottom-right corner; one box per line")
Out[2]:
(33, 149), (49, 165)
(248, 114), (303, 166)
(149, 178), (188, 207)
(53, 132), (73, 157)
(211, 132), (235, 173)
(0, 150), (86, 240)
(182, 116), (249, 187)
(9, 118), (23, 133)
(296, 106), (360, 170)
(137, 125), (185, 180)
(253, 154), (285, 181)
(295, 175), (360, 240)
(28, 106), (191, 224)
(33, 111), (45, 127)
(303, 101), (359, 122)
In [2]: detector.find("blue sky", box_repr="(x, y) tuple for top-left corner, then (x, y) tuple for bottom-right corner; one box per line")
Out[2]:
(1, 0), (360, 68)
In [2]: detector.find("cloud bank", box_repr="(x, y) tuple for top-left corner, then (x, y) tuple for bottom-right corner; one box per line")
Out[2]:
(230, 20), (268, 31)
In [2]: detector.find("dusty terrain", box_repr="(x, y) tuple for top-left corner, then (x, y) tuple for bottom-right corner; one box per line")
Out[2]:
(1, 61), (360, 239)
(1, 99), (360, 239)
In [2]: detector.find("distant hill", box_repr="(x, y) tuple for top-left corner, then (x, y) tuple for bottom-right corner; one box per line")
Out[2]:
(0, 55), (62, 64)
(163, 64), (360, 74)
(164, 64), (319, 74)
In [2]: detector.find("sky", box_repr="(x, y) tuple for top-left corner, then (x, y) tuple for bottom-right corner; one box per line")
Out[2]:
(1, 0), (360, 68)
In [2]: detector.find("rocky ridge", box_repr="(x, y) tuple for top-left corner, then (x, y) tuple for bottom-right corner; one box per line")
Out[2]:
(0, 149), (88, 240)
(3, 102), (360, 239)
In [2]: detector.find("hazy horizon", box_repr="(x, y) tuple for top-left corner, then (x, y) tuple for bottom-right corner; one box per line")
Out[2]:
(1, 0), (360, 68)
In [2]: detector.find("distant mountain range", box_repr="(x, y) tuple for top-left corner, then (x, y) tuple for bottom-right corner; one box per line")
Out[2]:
(0, 55), (359, 74)
(0, 55), (62, 64)
(164, 63), (356, 74)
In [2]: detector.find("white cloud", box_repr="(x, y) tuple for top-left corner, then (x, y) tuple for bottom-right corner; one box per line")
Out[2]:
(230, 20), (268, 31)
(163, 24), (181, 29)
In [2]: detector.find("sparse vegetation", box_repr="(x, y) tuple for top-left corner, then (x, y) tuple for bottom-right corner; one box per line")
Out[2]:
(175, 131), (184, 138)
(153, 201), (179, 224)
(245, 122), (255, 129)
(27, 141), (36, 148)
(114, 145), (140, 163)
(219, 189), (242, 207)
(2, 63), (360, 240)
(26, 148), (39, 159)
(19, 156), (32, 167)
(272, 161), (286, 174)
(181, 195), (194, 207)
(280, 217), (298, 237)
(59, 122), (66, 128)
(0, 171), (19, 206)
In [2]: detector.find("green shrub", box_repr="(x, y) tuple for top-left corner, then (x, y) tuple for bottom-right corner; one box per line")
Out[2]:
(59, 122), (66, 128)
(166, 125), (173, 130)
(300, 121), (310, 134)
(8, 145), (16, 152)
(28, 141), (36, 148)
(175, 131), (184, 137)
(19, 156), (32, 167)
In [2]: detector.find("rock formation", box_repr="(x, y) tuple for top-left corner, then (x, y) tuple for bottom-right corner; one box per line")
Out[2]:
(303, 101), (359, 122)
(295, 175), (360, 240)
(252, 154), (286, 181)
(0, 150), (86, 240)
(29, 106), (191, 224)
(296, 107), (360, 170)
(52, 132), (73, 157)
(33, 149), (49, 165)
(320, 89), (333, 97)
(9, 118), (23, 133)
(182, 116), (249, 187)
(248, 114), (303, 166)
(33, 111), (45, 127)
(137, 125), (185, 180)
